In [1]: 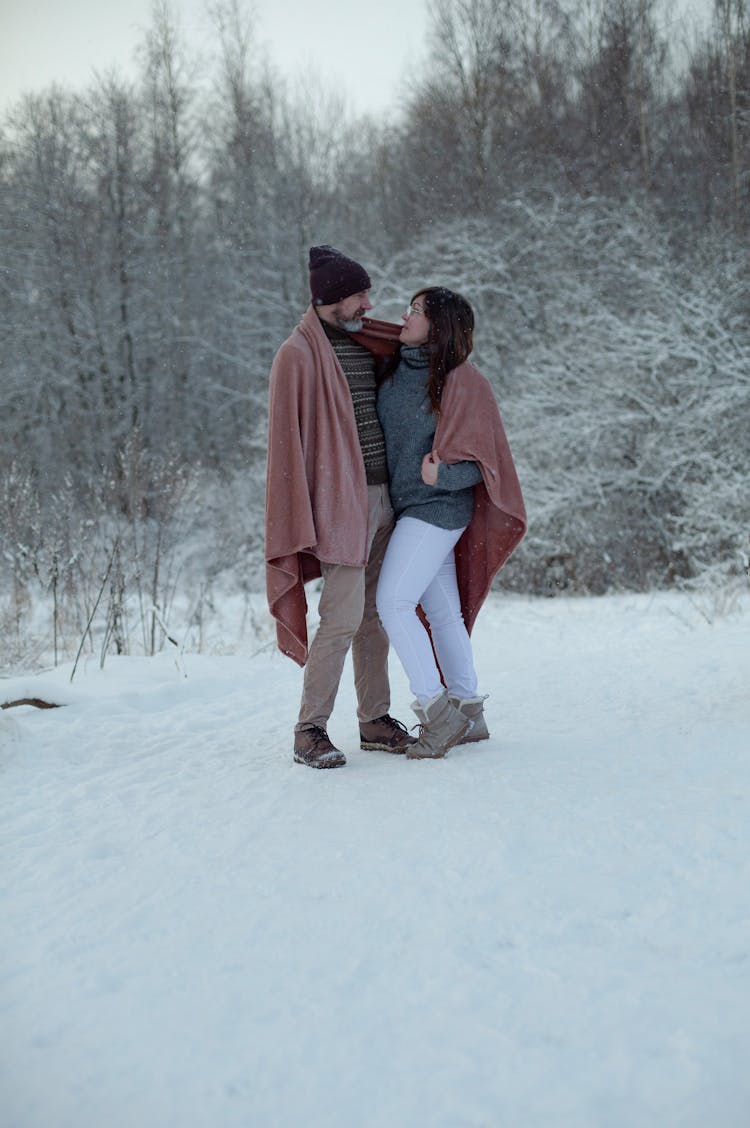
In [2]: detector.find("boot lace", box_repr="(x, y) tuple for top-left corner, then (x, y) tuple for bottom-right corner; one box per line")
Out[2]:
(376, 714), (409, 735)
(304, 725), (333, 749)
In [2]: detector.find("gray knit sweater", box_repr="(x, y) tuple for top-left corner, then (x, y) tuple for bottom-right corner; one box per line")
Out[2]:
(376, 346), (483, 529)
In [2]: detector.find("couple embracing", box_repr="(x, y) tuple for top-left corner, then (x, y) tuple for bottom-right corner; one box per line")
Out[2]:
(265, 245), (526, 768)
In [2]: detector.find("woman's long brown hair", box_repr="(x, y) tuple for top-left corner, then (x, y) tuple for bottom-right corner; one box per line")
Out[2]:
(378, 287), (475, 415)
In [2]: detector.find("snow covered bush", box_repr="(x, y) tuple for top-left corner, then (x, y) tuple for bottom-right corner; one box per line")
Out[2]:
(369, 199), (749, 594)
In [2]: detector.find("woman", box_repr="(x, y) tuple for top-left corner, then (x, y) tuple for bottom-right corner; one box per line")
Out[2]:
(375, 287), (526, 759)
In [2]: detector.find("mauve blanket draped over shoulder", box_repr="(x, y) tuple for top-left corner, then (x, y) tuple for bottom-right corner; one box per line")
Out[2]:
(433, 361), (527, 635)
(265, 309), (398, 666)
(265, 312), (526, 665)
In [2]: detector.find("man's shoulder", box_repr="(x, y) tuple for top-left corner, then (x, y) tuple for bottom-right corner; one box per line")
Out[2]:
(273, 323), (316, 368)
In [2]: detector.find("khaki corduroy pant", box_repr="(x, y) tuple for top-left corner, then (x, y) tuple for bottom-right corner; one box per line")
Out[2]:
(296, 483), (394, 730)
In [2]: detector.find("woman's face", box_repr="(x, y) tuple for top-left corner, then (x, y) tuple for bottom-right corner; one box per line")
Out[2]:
(399, 294), (430, 346)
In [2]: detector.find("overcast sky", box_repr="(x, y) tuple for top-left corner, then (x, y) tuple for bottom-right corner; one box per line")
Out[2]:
(0, 0), (715, 122)
(0, 0), (427, 118)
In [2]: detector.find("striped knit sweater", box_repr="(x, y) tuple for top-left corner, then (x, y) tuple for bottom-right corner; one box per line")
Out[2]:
(322, 322), (388, 485)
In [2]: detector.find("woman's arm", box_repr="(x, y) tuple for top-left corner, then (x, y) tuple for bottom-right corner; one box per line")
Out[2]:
(421, 452), (483, 488)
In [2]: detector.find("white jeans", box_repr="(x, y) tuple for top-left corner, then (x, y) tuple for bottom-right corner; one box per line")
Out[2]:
(376, 516), (479, 705)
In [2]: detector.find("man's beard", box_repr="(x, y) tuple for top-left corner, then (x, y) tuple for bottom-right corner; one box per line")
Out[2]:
(335, 313), (364, 332)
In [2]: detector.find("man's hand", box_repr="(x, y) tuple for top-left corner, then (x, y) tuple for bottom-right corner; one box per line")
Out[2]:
(421, 451), (441, 486)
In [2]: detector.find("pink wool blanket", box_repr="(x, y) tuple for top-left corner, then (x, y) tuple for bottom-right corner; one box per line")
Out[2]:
(265, 309), (526, 665)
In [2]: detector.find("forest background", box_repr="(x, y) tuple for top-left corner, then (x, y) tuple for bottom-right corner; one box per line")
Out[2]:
(1, 0), (748, 671)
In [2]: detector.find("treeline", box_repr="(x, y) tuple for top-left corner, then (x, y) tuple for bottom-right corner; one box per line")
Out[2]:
(0, 0), (748, 665)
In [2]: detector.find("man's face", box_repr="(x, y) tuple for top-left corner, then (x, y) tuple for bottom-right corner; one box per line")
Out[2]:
(319, 290), (372, 332)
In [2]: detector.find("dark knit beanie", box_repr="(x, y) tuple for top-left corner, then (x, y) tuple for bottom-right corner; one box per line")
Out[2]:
(309, 245), (371, 306)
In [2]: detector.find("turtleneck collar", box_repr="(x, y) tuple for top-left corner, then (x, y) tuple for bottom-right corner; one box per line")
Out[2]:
(399, 344), (429, 368)
(321, 319), (352, 342)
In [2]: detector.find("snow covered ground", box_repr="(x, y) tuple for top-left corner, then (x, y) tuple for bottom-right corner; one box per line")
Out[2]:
(2, 589), (749, 1128)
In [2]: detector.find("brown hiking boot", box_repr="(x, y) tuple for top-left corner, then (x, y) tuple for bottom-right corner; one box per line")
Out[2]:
(359, 714), (417, 754)
(406, 692), (473, 759)
(294, 725), (346, 769)
(449, 695), (490, 743)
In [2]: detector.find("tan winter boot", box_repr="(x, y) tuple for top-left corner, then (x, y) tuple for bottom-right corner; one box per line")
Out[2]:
(406, 691), (473, 759)
(449, 695), (490, 743)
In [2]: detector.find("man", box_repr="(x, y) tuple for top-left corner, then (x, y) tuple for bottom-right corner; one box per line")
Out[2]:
(265, 245), (416, 768)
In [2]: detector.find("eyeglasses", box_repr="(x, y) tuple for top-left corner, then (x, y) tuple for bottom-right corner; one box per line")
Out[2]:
(406, 303), (426, 317)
